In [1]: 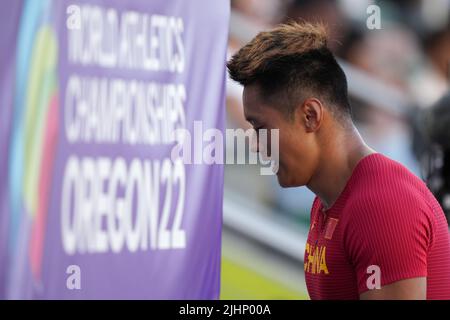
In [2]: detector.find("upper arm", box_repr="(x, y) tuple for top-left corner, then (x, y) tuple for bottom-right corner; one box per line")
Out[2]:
(343, 193), (433, 298)
(360, 277), (426, 300)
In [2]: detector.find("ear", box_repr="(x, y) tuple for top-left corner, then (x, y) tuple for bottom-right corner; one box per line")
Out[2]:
(295, 98), (324, 132)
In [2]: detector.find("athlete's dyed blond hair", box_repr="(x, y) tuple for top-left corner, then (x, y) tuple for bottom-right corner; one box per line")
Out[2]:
(227, 21), (351, 120)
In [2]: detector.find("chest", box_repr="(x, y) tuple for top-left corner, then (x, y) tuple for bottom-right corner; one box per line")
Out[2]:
(304, 209), (358, 299)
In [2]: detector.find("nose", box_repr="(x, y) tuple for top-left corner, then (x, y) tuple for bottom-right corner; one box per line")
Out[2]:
(250, 129), (269, 160)
(250, 129), (260, 153)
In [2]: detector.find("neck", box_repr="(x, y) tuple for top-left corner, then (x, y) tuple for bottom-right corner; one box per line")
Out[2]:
(306, 125), (376, 209)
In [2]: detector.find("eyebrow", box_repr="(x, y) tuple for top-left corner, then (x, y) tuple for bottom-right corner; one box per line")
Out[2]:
(245, 115), (260, 125)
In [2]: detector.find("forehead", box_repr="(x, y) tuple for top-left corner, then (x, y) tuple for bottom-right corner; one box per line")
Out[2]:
(242, 84), (266, 121)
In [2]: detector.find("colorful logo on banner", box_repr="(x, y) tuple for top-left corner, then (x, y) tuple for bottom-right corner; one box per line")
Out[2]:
(9, 0), (59, 281)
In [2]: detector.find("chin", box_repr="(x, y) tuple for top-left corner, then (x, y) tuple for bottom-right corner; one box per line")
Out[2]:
(276, 165), (290, 187)
(276, 169), (306, 188)
(278, 180), (291, 188)
(276, 173), (295, 188)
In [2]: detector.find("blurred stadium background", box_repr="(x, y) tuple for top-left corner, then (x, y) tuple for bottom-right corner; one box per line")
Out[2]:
(221, 0), (449, 299)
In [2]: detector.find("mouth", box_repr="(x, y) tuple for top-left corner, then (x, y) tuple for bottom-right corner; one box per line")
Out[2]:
(273, 162), (281, 176)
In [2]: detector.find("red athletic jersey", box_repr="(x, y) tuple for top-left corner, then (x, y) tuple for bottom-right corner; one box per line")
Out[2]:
(304, 153), (450, 300)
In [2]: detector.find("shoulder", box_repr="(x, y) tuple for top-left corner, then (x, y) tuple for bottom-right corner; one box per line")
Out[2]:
(343, 154), (435, 230)
(348, 154), (430, 211)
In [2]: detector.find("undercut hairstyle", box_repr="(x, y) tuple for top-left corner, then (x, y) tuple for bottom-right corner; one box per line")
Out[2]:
(227, 22), (352, 121)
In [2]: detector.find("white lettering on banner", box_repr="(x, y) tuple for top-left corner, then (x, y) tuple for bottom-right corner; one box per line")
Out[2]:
(62, 6), (189, 255)
(68, 5), (185, 73)
(64, 76), (186, 145)
(61, 157), (186, 255)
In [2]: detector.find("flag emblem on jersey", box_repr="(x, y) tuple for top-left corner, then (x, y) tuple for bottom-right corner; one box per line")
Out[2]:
(324, 218), (339, 240)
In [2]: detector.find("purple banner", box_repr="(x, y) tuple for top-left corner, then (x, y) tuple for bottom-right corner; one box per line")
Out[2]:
(0, 0), (228, 299)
